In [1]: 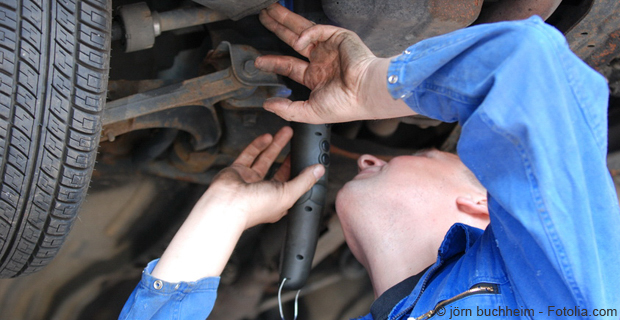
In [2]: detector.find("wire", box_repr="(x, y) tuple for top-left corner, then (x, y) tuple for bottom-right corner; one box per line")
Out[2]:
(278, 278), (301, 320)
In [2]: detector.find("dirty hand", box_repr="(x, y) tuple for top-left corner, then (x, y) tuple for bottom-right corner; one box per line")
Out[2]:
(255, 3), (415, 124)
(152, 127), (324, 282)
(205, 126), (324, 229)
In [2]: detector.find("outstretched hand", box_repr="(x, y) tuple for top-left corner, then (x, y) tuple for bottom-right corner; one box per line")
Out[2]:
(255, 3), (415, 124)
(205, 126), (324, 229)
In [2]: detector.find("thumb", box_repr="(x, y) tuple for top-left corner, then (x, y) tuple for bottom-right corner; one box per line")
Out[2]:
(281, 164), (325, 207)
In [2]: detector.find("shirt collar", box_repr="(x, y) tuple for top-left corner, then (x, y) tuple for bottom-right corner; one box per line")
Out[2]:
(437, 223), (484, 261)
(369, 267), (430, 320)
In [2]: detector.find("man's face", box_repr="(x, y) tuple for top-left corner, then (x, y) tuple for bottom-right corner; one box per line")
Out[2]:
(335, 149), (477, 265)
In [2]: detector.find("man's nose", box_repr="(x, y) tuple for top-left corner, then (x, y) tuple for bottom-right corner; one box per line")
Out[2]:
(357, 154), (387, 171)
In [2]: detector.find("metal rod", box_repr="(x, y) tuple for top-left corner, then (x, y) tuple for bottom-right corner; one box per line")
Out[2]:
(103, 69), (251, 126)
(157, 7), (228, 33)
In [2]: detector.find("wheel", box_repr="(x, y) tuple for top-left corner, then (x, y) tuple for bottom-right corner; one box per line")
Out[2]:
(0, 0), (110, 278)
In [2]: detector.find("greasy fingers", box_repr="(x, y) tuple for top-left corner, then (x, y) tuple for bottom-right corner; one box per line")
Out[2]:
(254, 55), (309, 86)
(233, 133), (273, 167)
(251, 127), (293, 177)
(260, 4), (319, 57)
(259, 10), (301, 50)
(262, 4), (314, 36)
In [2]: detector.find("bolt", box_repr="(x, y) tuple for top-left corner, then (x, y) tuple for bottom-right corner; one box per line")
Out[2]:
(244, 60), (258, 75)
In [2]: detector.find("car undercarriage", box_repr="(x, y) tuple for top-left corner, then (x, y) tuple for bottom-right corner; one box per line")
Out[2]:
(0, 0), (619, 319)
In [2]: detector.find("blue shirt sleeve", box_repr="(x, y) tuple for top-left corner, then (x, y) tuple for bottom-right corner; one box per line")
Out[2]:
(119, 259), (220, 320)
(387, 16), (620, 313)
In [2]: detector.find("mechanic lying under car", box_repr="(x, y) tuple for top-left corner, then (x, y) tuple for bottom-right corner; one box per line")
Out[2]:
(119, 3), (620, 320)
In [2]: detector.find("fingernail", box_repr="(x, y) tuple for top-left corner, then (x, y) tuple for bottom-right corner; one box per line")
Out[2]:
(312, 165), (324, 181)
(263, 98), (276, 111)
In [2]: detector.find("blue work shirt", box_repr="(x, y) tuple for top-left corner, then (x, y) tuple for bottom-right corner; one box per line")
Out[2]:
(120, 259), (219, 319)
(119, 16), (620, 320)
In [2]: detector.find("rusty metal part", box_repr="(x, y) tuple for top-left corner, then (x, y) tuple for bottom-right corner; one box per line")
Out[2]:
(208, 41), (285, 87)
(565, 1), (620, 70)
(115, 3), (228, 52)
(103, 68), (249, 127)
(474, 0), (561, 24)
(107, 79), (176, 100)
(155, 6), (228, 33)
(322, 0), (483, 57)
(103, 104), (221, 150)
(105, 79), (220, 151)
(556, 0), (620, 97)
(103, 42), (289, 150)
(192, 0), (279, 21)
(171, 138), (221, 173)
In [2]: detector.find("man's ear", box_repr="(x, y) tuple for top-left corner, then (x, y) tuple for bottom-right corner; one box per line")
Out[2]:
(455, 195), (489, 222)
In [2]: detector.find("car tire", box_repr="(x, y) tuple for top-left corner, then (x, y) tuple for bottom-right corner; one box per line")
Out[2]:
(0, 0), (110, 278)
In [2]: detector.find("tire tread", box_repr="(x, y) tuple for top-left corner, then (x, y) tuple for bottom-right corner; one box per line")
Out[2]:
(0, 0), (109, 278)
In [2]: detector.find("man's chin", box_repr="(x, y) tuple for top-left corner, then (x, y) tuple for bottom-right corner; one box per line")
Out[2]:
(334, 186), (347, 215)
(335, 184), (358, 217)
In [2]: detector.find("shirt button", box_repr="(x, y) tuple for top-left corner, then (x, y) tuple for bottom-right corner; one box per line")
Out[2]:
(388, 75), (398, 84)
(400, 94), (407, 99)
(174, 284), (180, 290)
(154, 280), (163, 290)
(404, 49), (411, 54)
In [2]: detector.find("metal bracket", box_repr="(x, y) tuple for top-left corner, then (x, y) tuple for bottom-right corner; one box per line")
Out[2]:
(208, 41), (284, 87)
